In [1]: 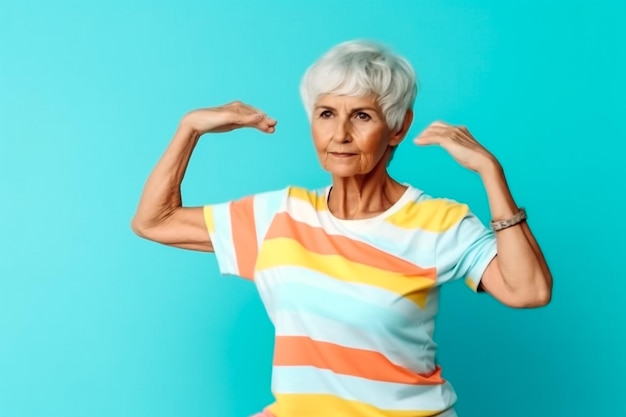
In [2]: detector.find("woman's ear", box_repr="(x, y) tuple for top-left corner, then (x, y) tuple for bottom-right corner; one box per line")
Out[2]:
(390, 110), (414, 146)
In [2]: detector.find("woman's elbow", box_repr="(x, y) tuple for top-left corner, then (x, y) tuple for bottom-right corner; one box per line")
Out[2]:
(130, 217), (150, 238)
(508, 285), (552, 309)
(534, 273), (553, 307)
(526, 290), (552, 308)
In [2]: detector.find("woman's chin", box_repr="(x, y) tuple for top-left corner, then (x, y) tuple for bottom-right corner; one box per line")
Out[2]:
(322, 166), (367, 178)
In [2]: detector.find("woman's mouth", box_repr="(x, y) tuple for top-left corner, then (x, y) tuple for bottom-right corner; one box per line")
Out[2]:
(329, 152), (357, 158)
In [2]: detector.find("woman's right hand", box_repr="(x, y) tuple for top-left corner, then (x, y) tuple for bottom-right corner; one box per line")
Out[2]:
(181, 101), (277, 135)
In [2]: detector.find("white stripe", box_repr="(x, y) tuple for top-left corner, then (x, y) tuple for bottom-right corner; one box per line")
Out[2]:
(282, 195), (335, 230)
(253, 188), (288, 248)
(258, 266), (437, 317)
(208, 202), (239, 276)
(273, 310), (437, 374)
(255, 267), (439, 373)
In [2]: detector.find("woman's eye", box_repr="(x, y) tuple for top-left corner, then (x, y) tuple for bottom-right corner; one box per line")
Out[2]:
(355, 112), (371, 121)
(320, 110), (332, 118)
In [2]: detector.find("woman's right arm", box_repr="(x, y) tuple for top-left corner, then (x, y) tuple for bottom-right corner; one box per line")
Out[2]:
(130, 102), (277, 252)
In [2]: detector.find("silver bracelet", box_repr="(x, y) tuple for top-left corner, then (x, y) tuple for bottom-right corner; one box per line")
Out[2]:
(490, 208), (527, 231)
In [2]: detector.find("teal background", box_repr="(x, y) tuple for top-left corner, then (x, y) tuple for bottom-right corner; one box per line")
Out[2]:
(1, 0), (624, 416)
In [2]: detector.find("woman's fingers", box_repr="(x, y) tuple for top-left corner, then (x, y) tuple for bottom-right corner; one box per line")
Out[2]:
(413, 122), (473, 146)
(257, 122), (276, 133)
(413, 132), (441, 145)
(412, 120), (498, 172)
(414, 129), (451, 146)
(234, 103), (277, 132)
(250, 115), (277, 133)
(259, 116), (277, 128)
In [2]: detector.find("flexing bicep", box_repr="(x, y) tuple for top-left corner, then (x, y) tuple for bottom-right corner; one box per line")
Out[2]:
(133, 207), (214, 252)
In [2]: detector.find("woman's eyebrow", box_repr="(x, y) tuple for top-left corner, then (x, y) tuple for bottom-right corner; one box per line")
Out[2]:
(314, 105), (378, 112)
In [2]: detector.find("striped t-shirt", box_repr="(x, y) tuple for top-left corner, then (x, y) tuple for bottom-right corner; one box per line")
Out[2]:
(203, 185), (497, 417)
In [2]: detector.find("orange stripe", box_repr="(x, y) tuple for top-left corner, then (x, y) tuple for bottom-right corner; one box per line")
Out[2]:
(230, 196), (257, 279)
(266, 213), (436, 279)
(274, 335), (444, 385)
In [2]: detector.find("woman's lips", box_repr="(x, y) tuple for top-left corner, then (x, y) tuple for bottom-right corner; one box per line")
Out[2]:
(329, 152), (357, 158)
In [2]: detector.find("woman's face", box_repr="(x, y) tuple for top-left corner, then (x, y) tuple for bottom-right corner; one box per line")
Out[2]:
(311, 94), (402, 178)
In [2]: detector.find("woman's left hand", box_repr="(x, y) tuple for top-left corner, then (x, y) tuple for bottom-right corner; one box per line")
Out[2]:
(413, 121), (499, 174)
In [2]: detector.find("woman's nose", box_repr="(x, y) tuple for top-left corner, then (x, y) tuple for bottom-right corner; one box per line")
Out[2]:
(331, 118), (352, 143)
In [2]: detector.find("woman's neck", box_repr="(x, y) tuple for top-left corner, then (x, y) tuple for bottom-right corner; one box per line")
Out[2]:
(327, 172), (407, 220)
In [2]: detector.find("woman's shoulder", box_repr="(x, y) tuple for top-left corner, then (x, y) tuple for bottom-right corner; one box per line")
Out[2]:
(404, 183), (465, 206)
(283, 184), (329, 212)
(391, 184), (470, 227)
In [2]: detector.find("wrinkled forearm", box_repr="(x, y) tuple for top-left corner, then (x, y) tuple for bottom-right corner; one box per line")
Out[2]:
(479, 162), (553, 303)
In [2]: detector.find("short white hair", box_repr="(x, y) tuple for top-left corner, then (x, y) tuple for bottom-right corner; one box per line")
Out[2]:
(300, 40), (418, 131)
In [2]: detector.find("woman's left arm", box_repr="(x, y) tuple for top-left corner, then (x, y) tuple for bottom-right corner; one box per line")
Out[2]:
(415, 121), (553, 308)
(477, 163), (552, 308)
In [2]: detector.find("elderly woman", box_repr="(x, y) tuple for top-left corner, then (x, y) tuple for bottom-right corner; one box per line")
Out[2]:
(131, 40), (552, 417)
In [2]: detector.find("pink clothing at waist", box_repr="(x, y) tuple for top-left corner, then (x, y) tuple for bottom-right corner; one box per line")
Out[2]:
(251, 410), (275, 417)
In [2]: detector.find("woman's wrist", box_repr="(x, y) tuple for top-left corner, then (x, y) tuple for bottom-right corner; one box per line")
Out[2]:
(180, 112), (205, 137)
(477, 156), (503, 179)
(480, 164), (520, 220)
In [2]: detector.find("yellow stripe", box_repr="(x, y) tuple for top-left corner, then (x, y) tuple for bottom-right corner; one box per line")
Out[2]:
(288, 186), (327, 211)
(267, 394), (443, 417)
(385, 199), (468, 232)
(465, 277), (478, 291)
(203, 206), (215, 233)
(257, 238), (433, 308)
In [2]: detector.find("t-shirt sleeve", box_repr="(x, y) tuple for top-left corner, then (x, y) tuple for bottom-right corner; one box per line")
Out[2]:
(202, 188), (287, 280)
(434, 200), (497, 292)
